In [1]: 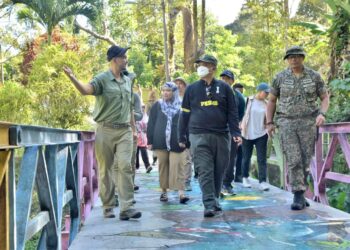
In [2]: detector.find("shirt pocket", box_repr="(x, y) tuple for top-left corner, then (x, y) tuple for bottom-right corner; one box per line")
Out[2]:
(303, 82), (317, 102)
(280, 80), (294, 97)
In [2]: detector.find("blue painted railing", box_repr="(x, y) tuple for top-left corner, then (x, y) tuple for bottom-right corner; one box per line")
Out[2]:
(0, 122), (98, 250)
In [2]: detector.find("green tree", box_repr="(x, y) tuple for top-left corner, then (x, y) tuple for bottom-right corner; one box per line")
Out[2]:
(0, 81), (32, 123)
(8, 0), (101, 44)
(28, 44), (94, 129)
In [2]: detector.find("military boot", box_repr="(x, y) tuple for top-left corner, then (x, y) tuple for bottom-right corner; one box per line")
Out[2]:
(291, 191), (306, 210)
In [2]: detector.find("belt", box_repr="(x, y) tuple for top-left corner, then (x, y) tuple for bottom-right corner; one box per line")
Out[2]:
(276, 110), (318, 119)
(99, 122), (130, 129)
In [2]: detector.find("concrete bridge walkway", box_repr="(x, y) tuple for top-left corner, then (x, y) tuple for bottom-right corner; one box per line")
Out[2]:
(70, 166), (350, 250)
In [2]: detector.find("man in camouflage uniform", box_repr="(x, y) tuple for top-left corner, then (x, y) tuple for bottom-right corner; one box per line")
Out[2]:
(266, 46), (329, 210)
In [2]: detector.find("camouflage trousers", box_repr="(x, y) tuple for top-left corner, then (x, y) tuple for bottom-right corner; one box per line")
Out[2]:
(277, 117), (317, 193)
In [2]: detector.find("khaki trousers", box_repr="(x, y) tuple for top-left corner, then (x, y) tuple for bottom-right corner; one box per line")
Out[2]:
(184, 148), (192, 183)
(155, 150), (186, 190)
(95, 124), (134, 212)
(131, 137), (137, 184)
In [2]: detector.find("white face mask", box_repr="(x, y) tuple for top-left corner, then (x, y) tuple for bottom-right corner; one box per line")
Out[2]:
(197, 66), (210, 78)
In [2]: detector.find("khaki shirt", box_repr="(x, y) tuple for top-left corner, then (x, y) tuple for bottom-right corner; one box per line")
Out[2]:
(271, 66), (327, 119)
(90, 70), (132, 124)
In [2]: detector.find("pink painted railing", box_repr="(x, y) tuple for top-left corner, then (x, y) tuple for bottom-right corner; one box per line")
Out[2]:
(310, 122), (350, 204)
(62, 131), (98, 249)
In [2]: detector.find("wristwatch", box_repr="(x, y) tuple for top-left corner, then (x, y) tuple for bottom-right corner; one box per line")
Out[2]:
(319, 111), (327, 117)
(266, 121), (274, 125)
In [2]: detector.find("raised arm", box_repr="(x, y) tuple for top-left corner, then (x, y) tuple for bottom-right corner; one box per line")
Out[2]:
(63, 66), (94, 95)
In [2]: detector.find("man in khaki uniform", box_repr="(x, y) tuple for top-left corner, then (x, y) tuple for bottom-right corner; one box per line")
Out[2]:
(267, 46), (329, 210)
(63, 45), (141, 220)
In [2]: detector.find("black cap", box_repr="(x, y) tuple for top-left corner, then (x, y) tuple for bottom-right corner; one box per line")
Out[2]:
(195, 54), (218, 66)
(107, 45), (130, 61)
(233, 83), (244, 89)
(220, 69), (235, 80)
(283, 46), (306, 60)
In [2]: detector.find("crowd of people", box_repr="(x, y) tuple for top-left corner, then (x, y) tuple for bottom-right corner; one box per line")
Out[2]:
(63, 44), (329, 220)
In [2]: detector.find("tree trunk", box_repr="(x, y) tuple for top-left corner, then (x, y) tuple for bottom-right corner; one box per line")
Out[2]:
(193, 0), (199, 59)
(182, 6), (195, 73)
(168, 4), (180, 74)
(200, 0), (206, 55)
(161, 0), (171, 81)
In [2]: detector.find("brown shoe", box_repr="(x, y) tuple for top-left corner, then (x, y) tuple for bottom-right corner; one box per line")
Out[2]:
(119, 209), (142, 220)
(103, 208), (115, 218)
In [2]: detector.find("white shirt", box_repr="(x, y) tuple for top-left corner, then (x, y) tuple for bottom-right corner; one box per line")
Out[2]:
(245, 99), (267, 140)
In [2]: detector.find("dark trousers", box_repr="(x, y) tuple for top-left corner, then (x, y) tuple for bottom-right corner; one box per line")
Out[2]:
(223, 140), (237, 186)
(235, 145), (243, 182)
(189, 133), (230, 209)
(242, 133), (268, 183)
(136, 146), (150, 169)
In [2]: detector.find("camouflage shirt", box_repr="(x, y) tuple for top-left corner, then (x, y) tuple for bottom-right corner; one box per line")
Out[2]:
(271, 66), (327, 119)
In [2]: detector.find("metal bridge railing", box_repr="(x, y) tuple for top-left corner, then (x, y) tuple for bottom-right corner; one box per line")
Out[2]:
(0, 122), (98, 250)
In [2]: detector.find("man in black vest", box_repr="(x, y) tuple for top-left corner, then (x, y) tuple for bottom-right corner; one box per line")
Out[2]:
(179, 55), (241, 217)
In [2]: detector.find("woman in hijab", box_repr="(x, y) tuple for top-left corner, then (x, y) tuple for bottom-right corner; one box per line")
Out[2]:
(147, 82), (190, 204)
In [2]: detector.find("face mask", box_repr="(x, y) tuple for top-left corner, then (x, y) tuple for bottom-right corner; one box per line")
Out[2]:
(197, 66), (210, 78)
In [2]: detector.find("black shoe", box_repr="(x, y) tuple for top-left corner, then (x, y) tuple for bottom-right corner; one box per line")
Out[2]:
(194, 172), (199, 179)
(134, 185), (139, 191)
(179, 195), (190, 204)
(132, 199), (136, 204)
(160, 192), (168, 202)
(119, 208), (142, 220)
(291, 191), (306, 210)
(222, 185), (236, 195)
(146, 166), (153, 173)
(204, 209), (216, 217)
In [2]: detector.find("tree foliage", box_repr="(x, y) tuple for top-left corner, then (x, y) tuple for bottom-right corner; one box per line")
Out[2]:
(27, 44), (94, 129)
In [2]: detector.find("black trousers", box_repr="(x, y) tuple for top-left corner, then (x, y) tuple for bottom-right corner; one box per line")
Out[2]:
(242, 134), (268, 183)
(223, 140), (238, 186)
(190, 133), (230, 209)
(136, 146), (150, 169)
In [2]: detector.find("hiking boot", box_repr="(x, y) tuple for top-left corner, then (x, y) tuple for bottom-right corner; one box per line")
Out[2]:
(291, 191), (306, 210)
(204, 209), (216, 217)
(119, 208), (142, 220)
(103, 208), (115, 218)
(160, 192), (168, 202)
(179, 195), (190, 204)
(242, 177), (252, 188)
(185, 182), (192, 191)
(259, 182), (269, 191)
(146, 166), (153, 173)
(222, 184), (236, 195)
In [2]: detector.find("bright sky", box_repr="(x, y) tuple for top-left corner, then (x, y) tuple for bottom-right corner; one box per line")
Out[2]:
(206, 0), (302, 26)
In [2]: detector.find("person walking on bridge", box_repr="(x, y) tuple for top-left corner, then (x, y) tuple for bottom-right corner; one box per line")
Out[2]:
(179, 55), (241, 217)
(266, 46), (329, 210)
(220, 70), (246, 194)
(63, 45), (142, 220)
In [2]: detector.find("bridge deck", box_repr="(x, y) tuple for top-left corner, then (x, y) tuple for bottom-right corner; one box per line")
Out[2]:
(70, 167), (350, 250)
